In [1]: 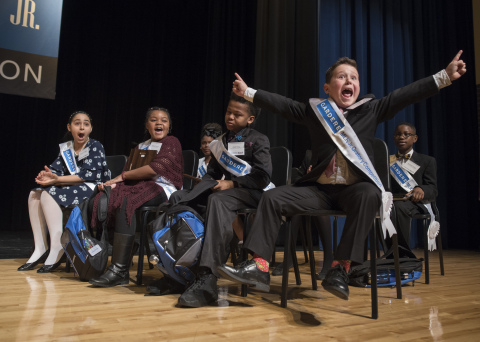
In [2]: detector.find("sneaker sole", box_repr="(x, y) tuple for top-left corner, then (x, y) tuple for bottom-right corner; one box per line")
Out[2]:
(217, 267), (270, 292)
(177, 296), (218, 308)
(89, 279), (129, 287)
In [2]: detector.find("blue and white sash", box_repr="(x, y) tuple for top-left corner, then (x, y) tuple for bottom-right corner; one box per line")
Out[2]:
(390, 158), (440, 251)
(197, 158), (207, 178)
(209, 136), (275, 191)
(309, 98), (396, 238)
(59, 141), (78, 175)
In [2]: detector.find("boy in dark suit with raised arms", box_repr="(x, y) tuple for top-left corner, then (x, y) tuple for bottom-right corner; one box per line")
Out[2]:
(217, 51), (466, 301)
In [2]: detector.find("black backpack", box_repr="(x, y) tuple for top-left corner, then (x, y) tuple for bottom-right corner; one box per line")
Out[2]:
(62, 186), (110, 281)
(348, 249), (423, 288)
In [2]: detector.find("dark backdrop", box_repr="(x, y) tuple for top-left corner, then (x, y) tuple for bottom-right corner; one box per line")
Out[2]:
(0, 0), (258, 234)
(1, 0), (478, 250)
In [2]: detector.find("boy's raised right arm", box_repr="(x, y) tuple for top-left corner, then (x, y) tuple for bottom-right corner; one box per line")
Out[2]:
(233, 73), (308, 125)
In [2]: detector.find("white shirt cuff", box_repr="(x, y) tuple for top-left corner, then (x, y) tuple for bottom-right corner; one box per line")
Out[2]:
(433, 69), (451, 90)
(244, 87), (257, 102)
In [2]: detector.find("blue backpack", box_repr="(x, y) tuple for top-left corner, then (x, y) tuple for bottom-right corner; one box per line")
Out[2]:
(62, 186), (110, 281)
(149, 203), (205, 286)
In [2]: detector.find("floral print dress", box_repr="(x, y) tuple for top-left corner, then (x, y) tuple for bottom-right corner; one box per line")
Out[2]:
(34, 139), (110, 208)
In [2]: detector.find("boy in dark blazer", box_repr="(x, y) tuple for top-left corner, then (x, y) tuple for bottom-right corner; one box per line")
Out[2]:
(217, 51), (466, 301)
(170, 92), (273, 308)
(389, 122), (438, 255)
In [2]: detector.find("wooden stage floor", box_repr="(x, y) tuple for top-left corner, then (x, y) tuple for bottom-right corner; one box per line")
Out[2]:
(1, 249), (479, 341)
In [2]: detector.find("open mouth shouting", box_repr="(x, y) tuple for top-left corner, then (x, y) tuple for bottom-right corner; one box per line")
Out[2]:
(342, 88), (353, 100)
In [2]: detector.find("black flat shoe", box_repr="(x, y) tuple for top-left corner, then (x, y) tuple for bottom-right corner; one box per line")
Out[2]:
(37, 254), (66, 273)
(17, 250), (49, 271)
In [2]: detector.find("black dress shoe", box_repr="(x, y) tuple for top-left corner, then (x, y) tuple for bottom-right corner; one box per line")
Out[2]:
(271, 261), (293, 276)
(217, 259), (270, 292)
(17, 250), (49, 271)
(37, 254), (66, 273)
(177, 273), (218, 308)
(321, 264), (349, 300)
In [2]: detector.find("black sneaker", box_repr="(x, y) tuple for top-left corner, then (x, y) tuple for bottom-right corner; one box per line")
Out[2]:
(321, 264), (349, 300)
(177, 274), (218, 308)
(217, 259), (270, 292)
(145, 276), (186, 296)
(271, 261), (293, 276)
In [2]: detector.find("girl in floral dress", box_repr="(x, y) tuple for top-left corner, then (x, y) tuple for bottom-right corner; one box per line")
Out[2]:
(18, 111), (110, 273)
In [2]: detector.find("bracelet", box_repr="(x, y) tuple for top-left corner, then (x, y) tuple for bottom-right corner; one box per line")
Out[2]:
(121, 171), (126, 181)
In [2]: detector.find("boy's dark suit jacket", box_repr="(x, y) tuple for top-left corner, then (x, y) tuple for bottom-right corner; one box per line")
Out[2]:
(204, 127), (272, 191)
(253, 76), (439, 185)
(390, 151), (438, 203)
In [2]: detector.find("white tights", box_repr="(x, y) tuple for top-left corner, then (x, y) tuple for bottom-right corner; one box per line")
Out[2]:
(27, 190), (65, 265)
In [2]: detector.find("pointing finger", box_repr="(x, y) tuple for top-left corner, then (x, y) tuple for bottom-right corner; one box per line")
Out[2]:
(234, 73), (244, 82)
(452, 50), (463, 62)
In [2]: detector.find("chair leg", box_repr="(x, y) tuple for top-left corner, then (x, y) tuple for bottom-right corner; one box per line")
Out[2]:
(370, 220), (378, 319)
(230, 240), (237, 265)
(305, 217), (317, 290)
(241, 213), (250, 297)
(136, 210), (150, 286)
(423, 218), (430, 285)
(437, 230), (445, 276)
(298, 221), (309, 263)
(333, 217), (338, 254)
(391, 232), (402, 299)
(281, 219), (293, 308)
(145, 234), (154, 270)
(291, 230), (301, 286)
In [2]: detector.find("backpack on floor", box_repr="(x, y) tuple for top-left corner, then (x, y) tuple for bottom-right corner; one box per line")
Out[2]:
(348, 249), (423, 288)
(148, 180), (215, 286)
(149, 203), (205, 286)
(62, 186), (110, 281)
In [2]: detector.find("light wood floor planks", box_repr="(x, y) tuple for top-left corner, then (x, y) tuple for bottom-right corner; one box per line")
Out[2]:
(1, 249), (479, 341)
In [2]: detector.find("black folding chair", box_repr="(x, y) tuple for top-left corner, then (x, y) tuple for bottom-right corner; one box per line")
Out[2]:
(281, 139), (402, 319)
(237, 146), (293, 296)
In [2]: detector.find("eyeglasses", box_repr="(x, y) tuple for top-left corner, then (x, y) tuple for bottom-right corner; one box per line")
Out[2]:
(394, 133), (416, 138)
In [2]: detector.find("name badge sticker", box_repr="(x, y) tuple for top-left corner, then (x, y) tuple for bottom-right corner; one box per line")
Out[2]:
(228, 142), (245, 156)
(78, 147), (90, 161)
(149, 142), (162, 153)
(88, 244), (102, 257)
(402, 160), (420, 174)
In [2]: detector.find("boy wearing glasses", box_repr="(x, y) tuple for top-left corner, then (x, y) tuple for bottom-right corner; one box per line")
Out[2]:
(389, 123), (438, 256)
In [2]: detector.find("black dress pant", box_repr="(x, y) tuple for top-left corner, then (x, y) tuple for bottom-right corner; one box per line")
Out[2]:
(243, 182), (381, 264)
(385, 200), (429, 258)
(170, 187), (262, 277)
